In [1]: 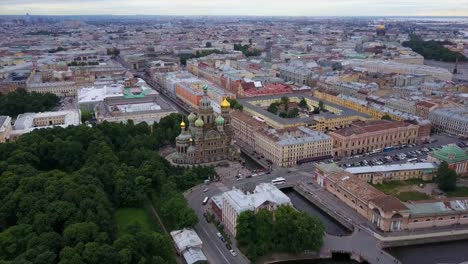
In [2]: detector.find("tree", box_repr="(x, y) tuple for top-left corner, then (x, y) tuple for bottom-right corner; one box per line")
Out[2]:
(205, 42), (212, 48)
(381, 114), (392, 120)
(0, 89), (60, 117)
(280, 96), (290, 106)
(299, 97), (308, 109)
(318, 100), (324, 111)
(267, 103), (278, 114)
(287, 108), (299, 118)
(81, 110), (93, 123)
(226, 98), (243, 110)
(279, 111), (288, 118)
(437, 161), (457, 192)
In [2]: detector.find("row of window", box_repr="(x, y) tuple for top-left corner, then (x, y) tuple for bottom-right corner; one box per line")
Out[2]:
(413, 215), (468, 222)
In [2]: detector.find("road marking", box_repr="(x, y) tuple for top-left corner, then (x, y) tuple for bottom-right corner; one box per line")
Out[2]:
(200, 225), (231, 264)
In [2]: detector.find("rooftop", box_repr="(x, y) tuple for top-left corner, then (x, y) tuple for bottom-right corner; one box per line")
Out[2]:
(345, 162), (437, 174)
(429, 144), (468, 163)
(331, 120), (416, 137)
(406, 199), (468, 217)
(223, 183), (291, 214)
(260, 126), (331, 146)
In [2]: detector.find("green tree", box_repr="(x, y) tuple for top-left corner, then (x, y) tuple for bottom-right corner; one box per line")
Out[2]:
(267, 103), (278, 114)
(299, 97), (308, 109)
(318, 100), (324, 111)
(287, 108), (299, 118)
(437, 161), (457, 192)
(381, 114), (392, 120)
(205, 42), (212, 48)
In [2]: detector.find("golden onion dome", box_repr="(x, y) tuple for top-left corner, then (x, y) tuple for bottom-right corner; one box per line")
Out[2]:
(180, 120), (186, 128)
(221, 97), (231, 108)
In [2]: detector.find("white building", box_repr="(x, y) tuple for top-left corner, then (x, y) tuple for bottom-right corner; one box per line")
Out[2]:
(222, 183), (292, 236)
(0, 116), (12, 143)
(11, 110), (81, 139)
(429, 107), (468, 138)
(170, 229), (207, 264)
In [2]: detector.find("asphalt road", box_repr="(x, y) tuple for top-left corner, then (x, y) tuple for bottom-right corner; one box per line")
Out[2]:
(185, 167), (310, 264)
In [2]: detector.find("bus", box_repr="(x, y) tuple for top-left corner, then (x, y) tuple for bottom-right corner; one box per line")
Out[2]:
(383, 146), (394, 152)
(370, 149), (382, 155)
(202, 197), (210, 205)
(272, 177), (286, 185)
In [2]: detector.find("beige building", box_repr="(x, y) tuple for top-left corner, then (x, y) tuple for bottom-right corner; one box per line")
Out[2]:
(345, 163), (437, 184)
(0, 116), (12, 143)
(254, 126), (333, 167)
(314, 165), (468, 232)
(230, 110), (267, 150)
(428, 107), (468, 138)
(329, 120), (420, 157)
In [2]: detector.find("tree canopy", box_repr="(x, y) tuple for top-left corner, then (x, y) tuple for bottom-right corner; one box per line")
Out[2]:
(0, 89), (60, 117)
(236, 205), (325, 262)
(402, 34), (467, 62)
(234, 43), (261, 57)
(437, 161), (457, 192)
(0, 113), (212, 264)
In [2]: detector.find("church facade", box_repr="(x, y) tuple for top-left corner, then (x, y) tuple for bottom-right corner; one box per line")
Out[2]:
(172, 85), (239, 165)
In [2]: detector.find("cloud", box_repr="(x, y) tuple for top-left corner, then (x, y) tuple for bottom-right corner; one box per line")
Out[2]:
(0, 0), (467, 16)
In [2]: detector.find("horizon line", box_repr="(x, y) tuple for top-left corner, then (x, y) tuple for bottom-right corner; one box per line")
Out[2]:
(1, 14), (468, 18)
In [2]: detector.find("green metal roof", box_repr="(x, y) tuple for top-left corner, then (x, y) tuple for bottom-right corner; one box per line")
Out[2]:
(430, 144), (468, 163)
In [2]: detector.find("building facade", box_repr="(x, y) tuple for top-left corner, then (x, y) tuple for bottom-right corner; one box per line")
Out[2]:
(172, 86), (239, 165)
(428, 107), (468, 138)
(428, 144), (468, 177)
(0, 116), (12, 143)
(329, 120), (421, 157)
(222, 183), (292, 236)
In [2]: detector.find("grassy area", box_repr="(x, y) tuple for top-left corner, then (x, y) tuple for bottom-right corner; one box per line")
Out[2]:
(396, 191), (432, 202)
(373, 179), (427, 195)
(447, 187), (468, 198)
(115, 207), (157, 237)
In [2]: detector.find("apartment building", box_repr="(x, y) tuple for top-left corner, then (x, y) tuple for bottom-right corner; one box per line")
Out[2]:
(0, 116), (12, 143)
(428, 107), (468, 138)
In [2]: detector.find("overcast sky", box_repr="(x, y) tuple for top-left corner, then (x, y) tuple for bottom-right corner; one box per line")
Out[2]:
(1, 0), (468, 16)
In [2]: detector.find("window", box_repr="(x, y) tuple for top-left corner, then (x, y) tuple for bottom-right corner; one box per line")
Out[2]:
(426, 219), (431, 222)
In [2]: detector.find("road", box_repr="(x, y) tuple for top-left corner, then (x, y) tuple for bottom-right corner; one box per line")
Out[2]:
(185, 168), (309, 264)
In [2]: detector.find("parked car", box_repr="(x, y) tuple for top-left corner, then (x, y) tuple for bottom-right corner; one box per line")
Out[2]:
(226, 243), (232, 250)
(216, 232), (222, 239)
(230, 250), (237, 257)
(203, 188), (209, 193)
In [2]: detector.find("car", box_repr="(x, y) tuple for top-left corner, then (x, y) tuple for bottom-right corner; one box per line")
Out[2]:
(226, 243), (232, 250)
(230, 250), (237, 257)
(221, 236), (226, 242)
(216, 232), (222, 239)
(203, 188), (209, 193)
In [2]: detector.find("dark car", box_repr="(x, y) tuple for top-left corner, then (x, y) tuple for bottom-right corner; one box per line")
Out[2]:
(226, 243), (232, 250)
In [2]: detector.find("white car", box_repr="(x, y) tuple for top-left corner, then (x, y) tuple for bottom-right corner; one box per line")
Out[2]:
(230, 249), (237, 257)
(216, 232), (222, 238)
(203, 188), (209, 193)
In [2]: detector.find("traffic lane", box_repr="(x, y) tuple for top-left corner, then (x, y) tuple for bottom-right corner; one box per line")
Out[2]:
(188, 188), (247, 264)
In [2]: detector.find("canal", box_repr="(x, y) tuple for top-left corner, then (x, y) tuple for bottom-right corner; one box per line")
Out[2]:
(240, 152), (264, 171)
(282, 189), (468, 264)
(282, 188), (351, 236)
(387, 240), (468, 264)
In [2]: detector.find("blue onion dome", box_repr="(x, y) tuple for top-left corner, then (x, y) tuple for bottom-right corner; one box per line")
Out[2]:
(216, 115), (225, 125)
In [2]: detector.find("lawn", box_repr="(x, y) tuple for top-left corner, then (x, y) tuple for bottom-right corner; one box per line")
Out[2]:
(115, 207), (157, 237)
(396, 191), (432, 202)
(373, 179), (427, 195)
(447, 187), (468, 198)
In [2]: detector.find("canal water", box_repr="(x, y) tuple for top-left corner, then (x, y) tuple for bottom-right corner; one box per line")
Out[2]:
(283, 189), (468, 264)
(240, 152), (263, 170)
(387, 240), (468, 264)
(282, 188), (351, 236)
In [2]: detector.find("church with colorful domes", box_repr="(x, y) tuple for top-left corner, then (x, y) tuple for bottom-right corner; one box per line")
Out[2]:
(172, 85), (240, 165)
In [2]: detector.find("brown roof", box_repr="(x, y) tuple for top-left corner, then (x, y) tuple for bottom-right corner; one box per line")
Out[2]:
(370, 195), (408, 212)
(327, 172), (385, 202)
(416, 101), (436, 108)
(231, 110), (266, 128)
(331, 120), (414, 137)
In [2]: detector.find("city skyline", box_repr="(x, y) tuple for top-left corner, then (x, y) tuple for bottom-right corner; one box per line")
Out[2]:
(1, 0), (468, 16)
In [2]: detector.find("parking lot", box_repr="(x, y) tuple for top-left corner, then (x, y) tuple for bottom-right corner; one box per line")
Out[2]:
(333, 135), (467, 169)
